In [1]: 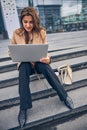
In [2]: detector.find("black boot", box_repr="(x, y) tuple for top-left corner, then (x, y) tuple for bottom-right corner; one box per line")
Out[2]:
(64, 96), (74, 109)
(18, 109), (27, 128)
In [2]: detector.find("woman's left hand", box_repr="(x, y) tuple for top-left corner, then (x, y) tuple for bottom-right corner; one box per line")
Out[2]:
(40, 56), (51, 64)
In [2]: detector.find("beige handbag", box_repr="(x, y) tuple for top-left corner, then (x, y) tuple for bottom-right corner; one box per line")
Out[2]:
(58, 64), (72, 85)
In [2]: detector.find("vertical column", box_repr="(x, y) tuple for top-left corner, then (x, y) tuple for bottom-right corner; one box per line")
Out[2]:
(1, 0), (20, 39)
(28, 0), (33, 6)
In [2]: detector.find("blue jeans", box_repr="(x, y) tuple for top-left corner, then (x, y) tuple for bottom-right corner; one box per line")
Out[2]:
(19, 62), (67, 110)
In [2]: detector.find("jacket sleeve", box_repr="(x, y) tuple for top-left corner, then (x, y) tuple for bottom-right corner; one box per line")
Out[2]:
(40, 29), (47, 44)
(8, 31), (16, 57)
(11, 30), (17, 44)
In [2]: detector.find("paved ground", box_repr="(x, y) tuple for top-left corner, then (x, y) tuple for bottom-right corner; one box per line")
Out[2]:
(37, 113), (87, 130)
(0, 30), (87, 130)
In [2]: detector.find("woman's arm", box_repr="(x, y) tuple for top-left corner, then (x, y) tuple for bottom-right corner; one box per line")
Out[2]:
(40, 29), (52, 64)
(11, 31), (17, 44)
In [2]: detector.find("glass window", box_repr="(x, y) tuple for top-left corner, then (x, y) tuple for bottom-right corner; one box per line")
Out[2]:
(15, 0), (28, 8)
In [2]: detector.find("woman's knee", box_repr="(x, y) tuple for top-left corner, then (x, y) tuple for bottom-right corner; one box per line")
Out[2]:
(35, 62), (51, 73)
(19, 62), (32, 72)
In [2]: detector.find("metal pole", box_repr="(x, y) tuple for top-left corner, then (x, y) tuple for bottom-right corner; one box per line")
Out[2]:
(43, 0), (46, 28)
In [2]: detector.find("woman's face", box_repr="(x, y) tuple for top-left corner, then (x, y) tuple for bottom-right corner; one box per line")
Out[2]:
(22, 15), (34, 32)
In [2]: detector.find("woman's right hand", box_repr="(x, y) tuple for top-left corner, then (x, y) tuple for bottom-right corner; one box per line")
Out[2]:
(40, 55), (51, 64)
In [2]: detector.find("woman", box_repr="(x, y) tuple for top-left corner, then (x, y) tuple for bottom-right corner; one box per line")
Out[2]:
(11, 7), (74, 128)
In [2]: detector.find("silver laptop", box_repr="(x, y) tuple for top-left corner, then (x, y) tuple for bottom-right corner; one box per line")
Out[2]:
(8, 44), (48, 62)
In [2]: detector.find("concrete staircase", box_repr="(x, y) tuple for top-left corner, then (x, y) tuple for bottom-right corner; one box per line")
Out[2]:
(0, 31), (87, 130)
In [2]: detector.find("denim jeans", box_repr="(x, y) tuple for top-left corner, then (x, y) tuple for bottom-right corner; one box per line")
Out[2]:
(19, 62), (67, 110)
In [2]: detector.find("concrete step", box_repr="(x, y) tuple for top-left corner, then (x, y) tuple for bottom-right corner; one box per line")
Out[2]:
(0, 69), (87, 110)
(0, 45), (83, 65)
(36, 112), (87, 130)
(0, 43), (84, 62)
(0, 79), (86, 111)
(0, 45), (85, 65)
(0, 86), (87, 130)
(47, 31), (87, 48)
(1, 31), (87, 60)
(51, 47), (87, 62)
(0, 44), (87, 71)
(0, 31), (87, 130)
(47, 30), (87, 42)
(48, 36), (87, 47)
(0, 30), (87, 45)
(51, 56), (87, 71)
(1, 47), (87, 73)
(49, 46), (87, 56)
(0, 60), (87, 88)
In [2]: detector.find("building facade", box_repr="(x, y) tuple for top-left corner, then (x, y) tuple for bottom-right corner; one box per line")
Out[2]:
(61, 0), (87, 31)
(37, 5), (61, 32)
(0, 0), (87, 39)
(0, 0), (20, 39)
(0, 0), (34, 39)
(0, 0), (62, 39)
